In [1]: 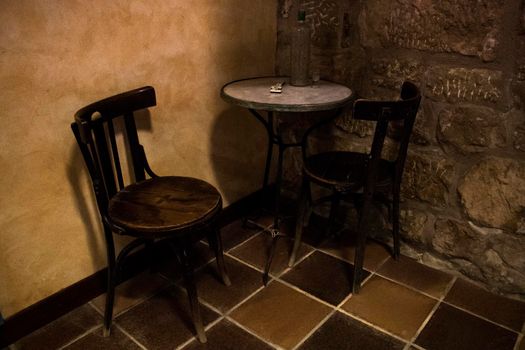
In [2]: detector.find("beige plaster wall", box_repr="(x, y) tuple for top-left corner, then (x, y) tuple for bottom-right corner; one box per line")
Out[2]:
(0, 0), (276, 317)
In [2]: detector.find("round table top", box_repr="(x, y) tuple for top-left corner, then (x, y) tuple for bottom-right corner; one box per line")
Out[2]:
(221, 76), (353, 112)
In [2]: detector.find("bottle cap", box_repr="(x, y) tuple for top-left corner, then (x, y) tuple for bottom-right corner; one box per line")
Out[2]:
(298, 10), (306, 21)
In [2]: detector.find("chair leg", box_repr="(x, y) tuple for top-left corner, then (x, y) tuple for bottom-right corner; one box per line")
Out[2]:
(263, 235), (279, 285)
(103, 262), (116, 337)
(207, 229), (231, 286)
(103, 228), (116, 337)
(289, 178), (309, 267)
(177, 246), (207, 343)
(352, 196), (372, 294)
(392, 188), (401, 260)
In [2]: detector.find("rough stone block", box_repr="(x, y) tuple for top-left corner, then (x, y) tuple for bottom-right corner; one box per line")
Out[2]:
(361, 57), (425, 99)
(426, 66), (504, 107)
(400, 208), (430, 244)
(359, 0), (504, 61)
(411, 102), (436, 146)
(458, 157), (525, 230)
(432, 219), (525, 294)
(303, 0), (352, 49)
(401, 150), (454, 208)
(437, 106), (507, 153)
(513, 124), (525, 152)
(335, 117), (374, 137)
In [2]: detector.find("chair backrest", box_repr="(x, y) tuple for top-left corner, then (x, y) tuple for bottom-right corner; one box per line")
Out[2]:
(353, 81), (421, 188)
(71, 86), (156, 216)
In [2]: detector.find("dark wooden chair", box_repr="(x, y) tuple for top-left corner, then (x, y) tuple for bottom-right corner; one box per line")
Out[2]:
(288, 81), (421, 293)
(71, 86), (230, 343)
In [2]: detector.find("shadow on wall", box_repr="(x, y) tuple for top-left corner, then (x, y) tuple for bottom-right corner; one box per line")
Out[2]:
(209, 105), (268, 204)
(66, 109), (152, 269)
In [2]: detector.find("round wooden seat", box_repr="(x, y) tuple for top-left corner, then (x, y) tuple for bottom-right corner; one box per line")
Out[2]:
(108, 176), (222, 236)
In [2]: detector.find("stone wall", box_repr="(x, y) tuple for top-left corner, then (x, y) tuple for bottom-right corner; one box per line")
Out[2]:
(277, 0), (525, 298)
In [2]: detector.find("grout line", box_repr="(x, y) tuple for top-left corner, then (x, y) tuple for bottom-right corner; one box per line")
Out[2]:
(291, 310), (336, 350)
(56, 324), (102, 350)
(337, 308), (410, 344)
(280, 257), (411, 349)
(514, 334), (523, 350)
(88, 301), (104, 317)
(440, 299), (523, 334)
(111, 282), (175, 319)
(274, 277), (337, 310)
(225, 252), (265, 273)
(225, 316), (284, 350)
(114, 323), (149, 350)
(371, 272), (444, 302)
(317, 243), (391, 274)
(225, 230), (265, 254)
(176, 316), (225, 350)
(432, 276), (525, 334)
(276, 247), (317, 278)
(408, 294), (441, 347)
(204, 315), (225, 330)
(374, 254), (393, 271)
(223, 283), (269, 316)
(196, 294), (226, 317)
(407, 276), (457, 347)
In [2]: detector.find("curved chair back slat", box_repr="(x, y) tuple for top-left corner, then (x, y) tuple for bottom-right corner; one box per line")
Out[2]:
(71, 86), (157, 213)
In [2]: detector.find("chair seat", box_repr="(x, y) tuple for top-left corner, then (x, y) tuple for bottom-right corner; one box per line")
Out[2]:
(108, 176), (221, 236)
(304, 151), (394, 190)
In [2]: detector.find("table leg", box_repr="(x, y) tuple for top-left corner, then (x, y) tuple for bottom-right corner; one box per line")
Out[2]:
(248, 109), (301, 285)
(262, 113), (274, 196)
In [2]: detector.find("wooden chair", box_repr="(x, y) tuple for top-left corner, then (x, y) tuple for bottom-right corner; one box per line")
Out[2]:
(71, 86), (230, 343)
(288, 81), (421, 293)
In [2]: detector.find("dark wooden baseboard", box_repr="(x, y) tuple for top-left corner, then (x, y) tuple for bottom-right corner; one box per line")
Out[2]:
(0, 187), (267, 347)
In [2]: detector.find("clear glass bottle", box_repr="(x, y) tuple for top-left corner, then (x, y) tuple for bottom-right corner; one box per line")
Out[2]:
(290, 10), (310, 86)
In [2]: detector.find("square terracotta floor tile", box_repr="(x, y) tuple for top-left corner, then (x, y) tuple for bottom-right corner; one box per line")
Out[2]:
(179, 255), (263, 313)
(444, 278), (525, 332)
(229, 281), (332, 349)
(116, 286), (219, 350)
(221, 219), (265, 251)
(229, 232), (313, 276)
(319, 230), (391, 272)
(15, 304), (102, 350)
(342, 275), (437, 340)
(298, 311), (406, 350)
(415, 303), (518, 350)
(157, 241), (216, 281)
(63, 326), (141, 350)
(183, 319), (274, 350)
(519, 336), (525, 350)
(92, 271), (168, 316)
(377, 256), (453, 298)
(281, 251), (365, 306)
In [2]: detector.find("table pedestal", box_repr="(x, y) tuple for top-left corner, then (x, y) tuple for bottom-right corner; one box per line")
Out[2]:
(248, 109), (300, 285)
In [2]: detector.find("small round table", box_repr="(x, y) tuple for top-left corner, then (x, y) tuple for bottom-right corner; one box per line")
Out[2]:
(220, 76), (353, 284)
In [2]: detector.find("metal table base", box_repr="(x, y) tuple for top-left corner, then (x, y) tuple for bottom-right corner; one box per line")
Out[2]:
(249, 109), (300, 285)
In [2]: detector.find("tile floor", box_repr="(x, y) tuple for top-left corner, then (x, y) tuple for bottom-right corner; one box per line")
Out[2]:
(13, 213), (525, 350)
